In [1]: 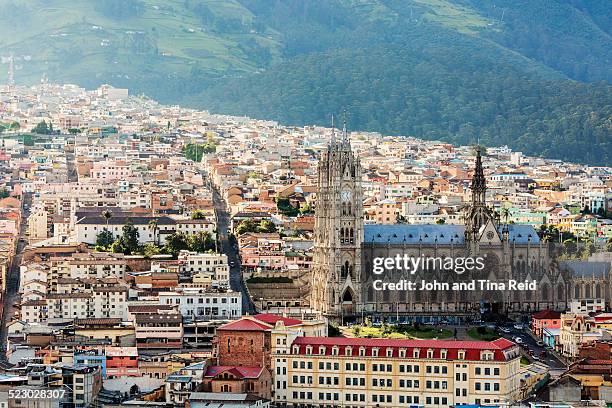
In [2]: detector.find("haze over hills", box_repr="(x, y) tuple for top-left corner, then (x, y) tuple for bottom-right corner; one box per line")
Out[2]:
(1, 0), (610, 165)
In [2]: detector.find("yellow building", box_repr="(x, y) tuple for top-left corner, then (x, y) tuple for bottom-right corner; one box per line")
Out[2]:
(275, 337), (521, 407)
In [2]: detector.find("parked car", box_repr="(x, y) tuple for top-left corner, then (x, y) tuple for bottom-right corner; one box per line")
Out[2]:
(536, 340), (544, 347)
(514, 323), (524, 330)
(499, 327), (511, 334)
(540, 350), (548, 357)
(514, 336), (523, 344)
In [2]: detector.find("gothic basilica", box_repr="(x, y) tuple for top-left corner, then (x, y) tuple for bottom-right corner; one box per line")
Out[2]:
(310, 129), (607, 320)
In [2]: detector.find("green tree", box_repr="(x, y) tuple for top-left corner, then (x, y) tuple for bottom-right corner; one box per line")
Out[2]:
(101, 210), (113, 227)
(191, 210), (206, 220)
(436, 218), (445, 224)
(95, 228), (114, 248)
(33, 120), (53, 135)
(109, 239), (127, 254)
(581, 241), (596, 260)
(163, 232), (190, 257)
(142, 242), (161, 258)
(235, 219), (258, 235)
(299, 203), (313, 214)
(187, 231), (215, 252)
(257, 219), (277, 233)
(121, 220), (140, 255)
(0, 188), (9, 199)
(276, 197), (299, 216)
(148, 219), (159, 245)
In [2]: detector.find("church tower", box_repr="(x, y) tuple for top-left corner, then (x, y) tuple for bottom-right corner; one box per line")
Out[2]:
(465, 147), (500, 245)
(310, 120), (363, 317)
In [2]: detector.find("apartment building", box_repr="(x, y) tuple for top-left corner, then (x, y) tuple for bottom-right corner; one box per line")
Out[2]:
(279, 337), (521, 407)
(177, 250), (229, 283)
(158, 288), (242, 320)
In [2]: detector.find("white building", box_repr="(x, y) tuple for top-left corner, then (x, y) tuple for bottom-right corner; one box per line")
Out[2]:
(177, 250), (229, 284)
(158, 288), (242, 320)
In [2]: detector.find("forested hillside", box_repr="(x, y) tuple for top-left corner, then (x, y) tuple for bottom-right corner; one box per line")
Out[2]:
(1, 0), (610, 164)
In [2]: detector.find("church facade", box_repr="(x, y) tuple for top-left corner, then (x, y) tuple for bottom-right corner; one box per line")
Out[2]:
(310, 133), (610, 320)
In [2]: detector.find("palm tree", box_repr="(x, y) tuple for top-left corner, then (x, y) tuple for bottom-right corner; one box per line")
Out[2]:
(148, 219), (159, 246)
(101, 210), (113, 228)
(500, 207), (510, 224)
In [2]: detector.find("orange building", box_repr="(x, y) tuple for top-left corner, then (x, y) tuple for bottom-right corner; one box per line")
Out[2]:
(532, 309), (562, 337)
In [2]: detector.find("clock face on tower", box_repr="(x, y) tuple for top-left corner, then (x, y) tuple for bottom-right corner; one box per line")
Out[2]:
(341, 190), (352, 202)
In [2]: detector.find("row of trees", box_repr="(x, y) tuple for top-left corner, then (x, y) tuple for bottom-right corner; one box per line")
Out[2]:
(183, 143), (216, 162)
(235, 219), (277, 235)
(95, 219), (215, 258)
(275, 197), (313, 217)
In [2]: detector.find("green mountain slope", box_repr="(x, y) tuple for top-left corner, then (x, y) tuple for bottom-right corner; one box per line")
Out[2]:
(191, 43), (612, 166)
(1, 0), (610, 164)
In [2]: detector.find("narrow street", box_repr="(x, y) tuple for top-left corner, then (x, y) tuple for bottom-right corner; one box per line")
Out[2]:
(0, 192), (31, 362)
(211, 187), (256, 315)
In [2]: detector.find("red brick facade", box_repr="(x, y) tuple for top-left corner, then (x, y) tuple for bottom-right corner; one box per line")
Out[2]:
(216, 329), (271, 369)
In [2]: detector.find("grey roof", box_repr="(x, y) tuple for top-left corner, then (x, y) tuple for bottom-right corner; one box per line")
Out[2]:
(364, 224), (465, 245)
(504, 224), (541, 244)
(559, 261), (611, 277)
(363, 223), (540, 245)
(75, 215), (176, 226)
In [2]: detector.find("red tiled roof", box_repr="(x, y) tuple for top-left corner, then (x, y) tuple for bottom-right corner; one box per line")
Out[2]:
(204, 365), (263, 379)
(217, 318), (271, 332)
(532, 309), (562, 320)
(255, 313), (302, 327)
(290, 337), (517, 362)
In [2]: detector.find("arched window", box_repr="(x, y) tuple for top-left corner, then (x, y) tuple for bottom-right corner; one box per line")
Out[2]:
(585, 284), (591, 299)
(557, 284), (564, 300)
(596, 283), (602, 299)
(541, 283), (549, 301)
(367, 286), (374, 302)
(574, 285), (580, 299)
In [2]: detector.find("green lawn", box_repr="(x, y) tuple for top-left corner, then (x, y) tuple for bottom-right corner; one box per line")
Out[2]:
(352, 325), (453, 340)
(467, 326), (501, 341)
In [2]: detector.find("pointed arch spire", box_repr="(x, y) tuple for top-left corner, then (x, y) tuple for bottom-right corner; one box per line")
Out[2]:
(341, 109), (348, 143)
(330, 114), (336, 146)
(471, 145), (486, 205)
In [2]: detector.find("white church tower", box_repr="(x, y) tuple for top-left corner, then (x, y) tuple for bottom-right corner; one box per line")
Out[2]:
(310, 119), (363, 317)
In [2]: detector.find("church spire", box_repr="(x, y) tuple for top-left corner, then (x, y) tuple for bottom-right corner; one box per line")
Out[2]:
(330, 114), (336, 146)
(471, 146), (486, 206)
(341, 109), (348, 144)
